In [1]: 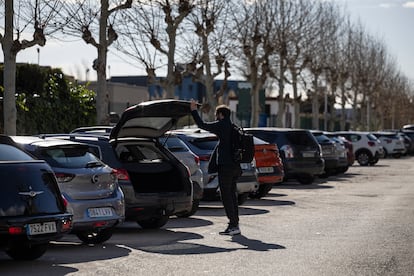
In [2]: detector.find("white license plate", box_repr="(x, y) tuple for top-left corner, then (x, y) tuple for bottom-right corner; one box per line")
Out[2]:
(88, 207), (114, 218)
(27, 222), (57, 235)
(258, 167), (274, 173)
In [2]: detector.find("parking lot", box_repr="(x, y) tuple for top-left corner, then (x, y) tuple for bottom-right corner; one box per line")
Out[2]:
(1, 157), (413, 276)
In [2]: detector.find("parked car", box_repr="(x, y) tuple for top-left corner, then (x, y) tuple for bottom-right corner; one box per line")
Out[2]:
(11, 136), (125, 244)
(249, 137), (284, 198)
(158, 133), (204, 217)
(245, 128), (325, 184)
(170, 128), (259, 205)
(43, 100), (194, 229)
(67, 128), (204, 218)
(372, 131), (406, 158)
(310, 130), (343, 177)
(334, 131), (384, 166)
(400, 130), (414, 155)
(324, 132), (355, 168)
(0, 135), (72, 260)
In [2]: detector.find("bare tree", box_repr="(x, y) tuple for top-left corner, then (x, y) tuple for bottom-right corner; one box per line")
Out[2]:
(0, 0), (64, 135)
(180, 0), (233, 119)
(229, 0), (276, 127)
(115, 0), (194, 99)
(59, 0), (132, 124)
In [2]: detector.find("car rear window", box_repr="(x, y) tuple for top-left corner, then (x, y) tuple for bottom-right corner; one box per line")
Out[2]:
(40, 147), (103, 169)
(0, 144), (34, 161)
(286, 131), (317, 146)
(190, 138), (218, 151)
(0, 164), (64, 215)
(159, 137), (189, 153)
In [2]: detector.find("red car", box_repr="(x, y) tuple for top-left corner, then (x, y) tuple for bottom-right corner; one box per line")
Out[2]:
(250, 137), (284, 199)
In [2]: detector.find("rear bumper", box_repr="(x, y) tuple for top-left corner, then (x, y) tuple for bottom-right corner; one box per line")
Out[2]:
(124, 193), (193, 220)
(284, 158), (325, 177)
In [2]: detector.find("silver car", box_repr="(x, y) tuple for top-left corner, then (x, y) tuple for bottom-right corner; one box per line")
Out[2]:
(12, 136), (125, 244)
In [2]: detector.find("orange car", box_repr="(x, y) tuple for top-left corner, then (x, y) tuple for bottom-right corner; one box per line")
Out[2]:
(250, 137), (284, 198)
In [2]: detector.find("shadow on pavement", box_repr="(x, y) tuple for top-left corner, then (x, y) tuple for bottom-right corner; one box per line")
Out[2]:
(231, 234), (286, 251)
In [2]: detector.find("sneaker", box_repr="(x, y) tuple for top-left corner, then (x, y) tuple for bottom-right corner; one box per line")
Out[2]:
(219, 226), (241, 236)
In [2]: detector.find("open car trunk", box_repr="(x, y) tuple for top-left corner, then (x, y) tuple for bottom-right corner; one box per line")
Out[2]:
(115, 141), (190, 194)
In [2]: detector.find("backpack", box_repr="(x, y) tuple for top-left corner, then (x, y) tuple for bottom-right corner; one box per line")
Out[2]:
(231, 123), (254, 163)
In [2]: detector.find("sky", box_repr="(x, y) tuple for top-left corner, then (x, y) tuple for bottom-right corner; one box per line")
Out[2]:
(8, 0), (414, 82)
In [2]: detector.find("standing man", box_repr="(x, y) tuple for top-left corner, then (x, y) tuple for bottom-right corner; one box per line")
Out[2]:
(190, 100), (242, 236)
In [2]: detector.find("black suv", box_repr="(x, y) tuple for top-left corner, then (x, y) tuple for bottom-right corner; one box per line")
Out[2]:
(0, 136), (72, 260)
(42, 100), (194, 229)
(245, 128), (324, 184)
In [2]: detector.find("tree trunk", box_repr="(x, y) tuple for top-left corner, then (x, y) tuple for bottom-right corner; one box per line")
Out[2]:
(251, 85), (261, 127)
(3, 0), (17, 135)
(291, 71), (301, 128)
(96, 1), (109, 125)
(312, 74), (319, 130)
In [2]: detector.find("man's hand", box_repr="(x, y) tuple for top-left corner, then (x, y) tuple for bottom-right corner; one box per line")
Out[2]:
(190, 99), (198, 111)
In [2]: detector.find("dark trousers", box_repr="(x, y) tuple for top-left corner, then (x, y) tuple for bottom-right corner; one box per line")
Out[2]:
(218, 164), (241, 228)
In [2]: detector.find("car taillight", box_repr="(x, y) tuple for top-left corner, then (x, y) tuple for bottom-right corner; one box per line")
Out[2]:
(61, 195), (68, 208)
(193, 154), (200, 166)
(114, 168), (130, 181)
(61, 219), (72, 232)
(199, 155), (210, 161)
(8, 226), (23, 235)
(368, 141), (376, 147)
(281, 145), (294, 159)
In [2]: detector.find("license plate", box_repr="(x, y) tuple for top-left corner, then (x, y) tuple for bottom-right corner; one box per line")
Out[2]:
(27, 222), (57, 235)
(88, 207), (114, 218)
(302, 152), (315, 158)
(258, 167), (274, 173)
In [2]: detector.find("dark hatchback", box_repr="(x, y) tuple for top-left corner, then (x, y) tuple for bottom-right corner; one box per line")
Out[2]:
(245, 128), (324, 184)
(42, 100), (194, 229)
(0, 136), (72, 260)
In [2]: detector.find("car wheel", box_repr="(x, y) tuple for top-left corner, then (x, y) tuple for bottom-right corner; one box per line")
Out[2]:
(137, 215), (169, 229)
(237, 193), (249, 205)
(297, 174), (315, 184)
(249, 183), (273, 199)
(356, 151), (371, 166)
(6, 242), (48, 260)
(176, 199), (200, 218)
(76, 227), (114, 244)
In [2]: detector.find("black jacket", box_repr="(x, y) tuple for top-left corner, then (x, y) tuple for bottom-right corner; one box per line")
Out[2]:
(191, 110), (235, 166)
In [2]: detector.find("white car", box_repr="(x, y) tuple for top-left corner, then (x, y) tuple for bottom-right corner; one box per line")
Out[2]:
(334, 131), (384, 166)
(372, 132), (406, 158)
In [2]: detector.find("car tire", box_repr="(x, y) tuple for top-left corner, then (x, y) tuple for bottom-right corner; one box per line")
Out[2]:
(76, 227), (114, 244)
(176, 199), (200, 218)
(137, 215), (169, 229)
(356, 150), (372, 166)
(297, 174), (315, 184)
(6, 242), (48, 260)
(249, 183), (273, 199)
(237, 193), (249, 205)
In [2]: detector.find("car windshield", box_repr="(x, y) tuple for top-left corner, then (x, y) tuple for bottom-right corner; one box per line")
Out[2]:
(0, 144), (34, 161)
(41, 147), (104, 169)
